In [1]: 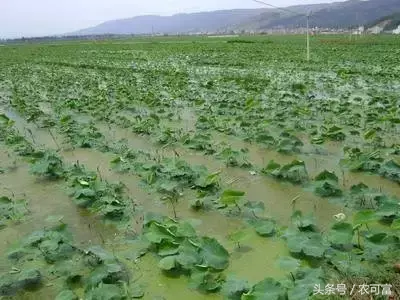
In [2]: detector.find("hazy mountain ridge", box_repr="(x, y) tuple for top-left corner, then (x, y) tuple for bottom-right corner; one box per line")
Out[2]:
(265, 0), (400, 29)
(368, 12), (400, 31)
(72, 9), (268, 35)
(71, 0), (400, 36)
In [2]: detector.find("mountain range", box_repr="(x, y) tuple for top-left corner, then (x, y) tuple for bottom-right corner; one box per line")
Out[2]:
(368, 12), (400, 31)
(71, 0), (400, 36)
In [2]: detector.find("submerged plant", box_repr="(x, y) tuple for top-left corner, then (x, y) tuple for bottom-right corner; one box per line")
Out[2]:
(215, 146), (252, 168)
(246, 217), (277, 237)
(341, 148), (400, 184)
(182, 132), (216, 154)
(29, 150), (65, 179)
(142, 213), (229, 292)
(312, 170), (342, 197)
(379, 159), (400, 184)
(67, 163), (132, 223)
(262, 160), (308, 184)
(340, 147), (383, 172)
(3, 223), (134, 299)
(0, 114), (35, 156)
(158, 182), (181, 219)
(0, 269), (42, 297)
(219, 190), (245, 212)
(0, 196), (29, 229)
(276, 132), (303, 154)
(58, 115), (105, 149)
(3, 34), (400, 300)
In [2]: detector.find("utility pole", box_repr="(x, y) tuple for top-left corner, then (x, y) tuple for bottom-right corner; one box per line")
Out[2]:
(253, 0), (312, 61)
(306, 13), (310, 61)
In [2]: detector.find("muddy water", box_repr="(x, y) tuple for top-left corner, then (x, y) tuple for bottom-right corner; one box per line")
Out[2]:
(59, 148), (293, 297)
(2, 107), (400, 299)
(122, 234), (288, 300)
(299, 142), (400, 199)
(3, 107), (61, 150)
(96, 121), (345, 228)
(97, 122), (155, 152)
(0, 127), (302, 299)
(215, 131), (400, 199)
(0, 151), (105, 266)
(130, 255), (223, 300)
(60, 148), (280, 238)
(179, 106), (197, 132)
(0, 146), (289, 299)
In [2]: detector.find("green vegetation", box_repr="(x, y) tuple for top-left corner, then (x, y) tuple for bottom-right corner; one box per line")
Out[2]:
(143, 214), (229, 291)
(3, 222), (134, 298)
(262, 160), (308, 184)
(0, 196), (29, 228)
(0, 35), (399, 299)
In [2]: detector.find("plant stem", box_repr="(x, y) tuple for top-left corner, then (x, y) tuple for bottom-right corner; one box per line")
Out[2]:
(251, 211), (259, 219)
(171, 199), (177, 219)
(48, 128), (61, 150)
(235, 202), (242, 213)
(97, 166), (103, 181)
(290, 272), (296, 282)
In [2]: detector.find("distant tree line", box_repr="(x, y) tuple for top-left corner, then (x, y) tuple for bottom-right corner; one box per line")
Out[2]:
(0, 34), (146, 44)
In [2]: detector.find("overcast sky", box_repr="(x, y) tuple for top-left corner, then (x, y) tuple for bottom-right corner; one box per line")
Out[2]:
(1, 0), (346, 38)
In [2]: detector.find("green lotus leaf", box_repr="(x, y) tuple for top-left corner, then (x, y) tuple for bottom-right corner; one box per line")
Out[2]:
(242, 278), (287, 300)
(328, 222), (354, 246)
(158, 255), (177, 270)
(247, 218), (276, 236)
(199, 237), (229, 270)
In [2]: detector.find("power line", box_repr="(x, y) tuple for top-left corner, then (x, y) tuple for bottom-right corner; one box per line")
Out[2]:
(252, 0), (311, 61)
(252, 0), (308, 18)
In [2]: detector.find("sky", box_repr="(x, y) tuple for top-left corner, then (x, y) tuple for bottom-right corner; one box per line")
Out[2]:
(1, 0), (346, 38)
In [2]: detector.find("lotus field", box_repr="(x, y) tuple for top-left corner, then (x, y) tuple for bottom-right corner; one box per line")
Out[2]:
(0, 35), (399, 299)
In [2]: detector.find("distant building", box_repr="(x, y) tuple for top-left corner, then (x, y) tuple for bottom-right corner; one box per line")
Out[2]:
(394, 25), (400, 34)
(352, 26), (364, 35)
(368, 25), (384, 34)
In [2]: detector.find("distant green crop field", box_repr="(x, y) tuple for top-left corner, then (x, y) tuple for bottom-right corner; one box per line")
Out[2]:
(0, 34), (399, 299)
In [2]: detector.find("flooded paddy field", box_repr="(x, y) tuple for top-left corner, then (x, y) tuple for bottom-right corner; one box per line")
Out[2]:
(0, 35), (399, 299)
